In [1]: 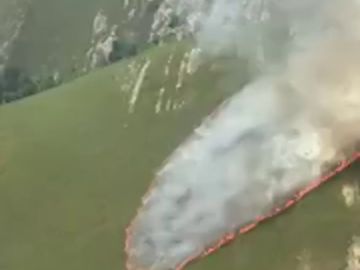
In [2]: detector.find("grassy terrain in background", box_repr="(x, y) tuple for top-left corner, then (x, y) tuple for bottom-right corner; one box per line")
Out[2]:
(0, 41), (359, 270)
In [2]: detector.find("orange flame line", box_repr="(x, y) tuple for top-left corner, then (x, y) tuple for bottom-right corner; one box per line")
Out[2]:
(125, 152), (359, 270)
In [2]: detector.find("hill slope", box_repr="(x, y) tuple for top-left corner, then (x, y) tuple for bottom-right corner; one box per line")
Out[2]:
(0, 42), (230, 270)
(2, 0), (171, 80)
(0, 43), (359, 270)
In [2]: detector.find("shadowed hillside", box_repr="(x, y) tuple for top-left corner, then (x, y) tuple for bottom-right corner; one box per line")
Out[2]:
(0, 0), (167, 103)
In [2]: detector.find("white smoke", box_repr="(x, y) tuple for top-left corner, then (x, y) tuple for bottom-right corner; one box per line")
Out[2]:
(126, 0), (360, 269)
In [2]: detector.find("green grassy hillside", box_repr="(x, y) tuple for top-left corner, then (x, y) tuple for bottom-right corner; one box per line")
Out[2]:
(0, 42), (231, 270)
(0, 42), (359, 270)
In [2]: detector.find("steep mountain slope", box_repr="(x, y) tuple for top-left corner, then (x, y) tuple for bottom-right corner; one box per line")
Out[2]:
(0, 0), (183, 103)
(0, 0), (26, 67)
(0, 41), (359, 270)
(6, 0), (162, 78)
(0, 42), (233, 270)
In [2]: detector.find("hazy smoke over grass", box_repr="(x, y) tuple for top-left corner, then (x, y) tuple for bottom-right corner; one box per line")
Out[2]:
(126, 0), (360, 269)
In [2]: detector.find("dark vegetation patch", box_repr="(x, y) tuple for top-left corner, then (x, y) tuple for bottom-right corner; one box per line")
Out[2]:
(0, 1), (184, 105)
(108, 40), (138, 64)
(0, 66), (61, 103)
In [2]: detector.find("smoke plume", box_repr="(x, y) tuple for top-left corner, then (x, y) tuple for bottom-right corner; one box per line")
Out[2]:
(126, 0), (360, 269)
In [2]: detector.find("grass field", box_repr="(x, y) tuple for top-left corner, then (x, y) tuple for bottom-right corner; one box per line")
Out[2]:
(0, 41), (359, 270)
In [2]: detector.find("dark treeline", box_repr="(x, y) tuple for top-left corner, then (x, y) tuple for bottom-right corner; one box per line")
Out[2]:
(0, 66), (60, 104)
(0, 5), (183, 104)
(108, 40), (138, 64)
(0, 40), (139, 104)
